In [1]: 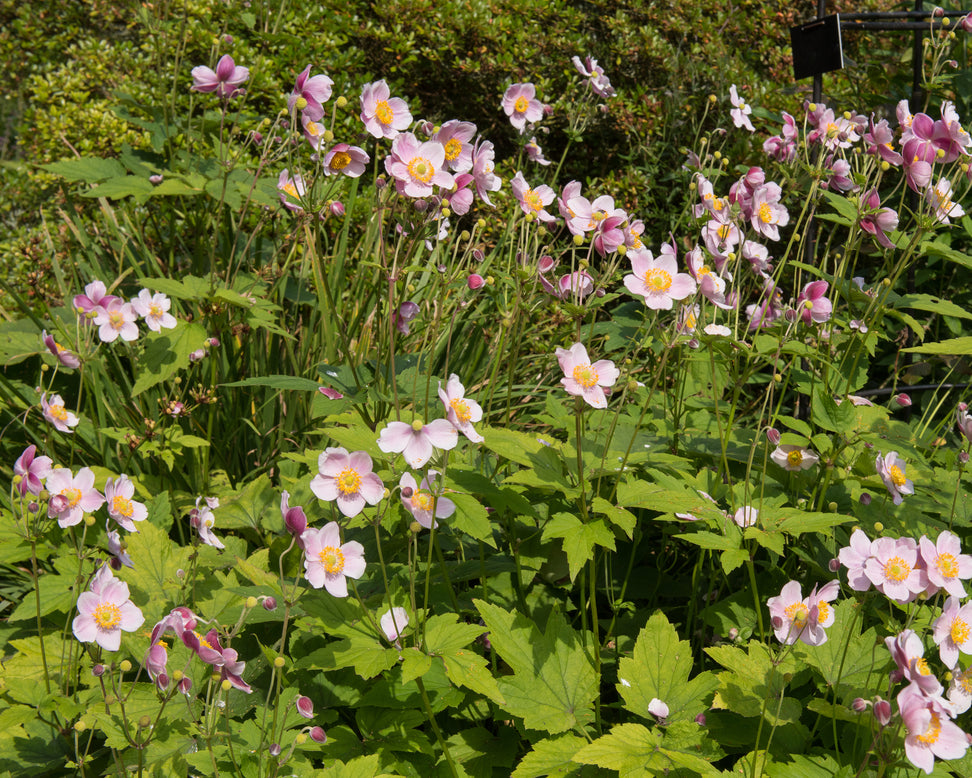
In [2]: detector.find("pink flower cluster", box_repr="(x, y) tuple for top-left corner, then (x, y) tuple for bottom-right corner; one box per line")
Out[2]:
(74, 280), (177, 343)
(767, 579), (839, 646)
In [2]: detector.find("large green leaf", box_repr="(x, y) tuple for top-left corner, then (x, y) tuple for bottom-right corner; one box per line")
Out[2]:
(618, 611), (718, 724)
(511, 733), (588, 777)
(475, 600), (597, 734)
(41, 156), (126, 182)
(541, 512), (615, 581)
(904, 336), (972, 355)
(573, 722), (721, 777)
(130, 321), (209, 395)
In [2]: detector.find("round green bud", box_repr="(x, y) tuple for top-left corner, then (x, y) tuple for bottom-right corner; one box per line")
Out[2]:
(873, 521), (884, 533)
(295, 97), (308, 111)
(477, 218), (486, 229)
(713, 151), (722, 160)
(410, 418), (425, 432)
(296, 733), (307, 745)
(409, 521), (422, 533)
(84, 514), (96, 527)
(708, 94), (717, 103)
(139, 715), (151, 728)
(617, 244), (627, 256)
(459, 230), (470, 241)
(323, 129), (334, 143)
(573, 233), (584, 246)
(221, 679), (232, 692)
(172, 670), (184, 681)
(828, 501), (838, 512)
(119, 660), (132, 672)
(773, 373), (782, 383)
(336, 96), (348, 109)
(441, 207), (451, 218)
(274, 656), (286, 668)
(74, 720), (87, 733)
(245, 596), (258, 609)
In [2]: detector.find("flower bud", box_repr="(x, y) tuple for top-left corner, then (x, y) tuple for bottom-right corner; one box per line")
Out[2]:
(336, 95), (348, 108)
(269, 743), (282, 757)
(245, 596), (258, 609)
(330, 201), (345, 216)
(467, 274), (485, 290)
(139, 715), (151, 728)
(852, 697), (868, 713)
(93, 664), (106, 677)
(119, 660), (132, 672)
(401, 486), (413, 499)
(859, 493), (872, 506)
(274, 657), (286, 668)
(961, 451), (970, 465)
(296, 695), (315, 719)
(894, 393), (912, 407)
(874, 697), (891, 726)
(310, 726), (327, 743)
(766, 427), (781, 445)
(263, 596), (277, 611)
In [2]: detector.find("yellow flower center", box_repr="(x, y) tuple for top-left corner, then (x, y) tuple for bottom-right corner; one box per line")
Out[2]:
(50, 403), (68, 422)
(336, 468), (361, 496)
(443, 138), (462, 161)
(951, 618), (970, 646)
(318, 546), (345, 574)
(889, 465), (907, 488)
(717, 224), (733, 241)
(63, 487), (82, 508)
(786, 450), (804, 467)
(643, 268), (672, 293)
(916, 712), (942, 745)
(938, 553), (959, 579)
(450, 398), (472, 423)
(785, 602), (809, 627)
(960, 671), (972, 694)
(407, 157), (435, 183)
(412, 490), (435, 512)
(149, 303), (163, 318)
(884, 556), (911, 582)
(282, 181), (299, 199)
(514, 96), (529, 113)
(915, 657), (932, 676)
(112, 495), (134, 518)
(758, 202), (775, 224)
(109, 311), (126, 330)
(816, 601), (830, 624)
(523, 189), (543, 213)
(330, 151), (352, 171)
(93, 602), (122, 630)
(196, 632), (213, 650)
(572, 364), (599, 389)
(375, 100), (394, 125)
(305, 121), (323, 137)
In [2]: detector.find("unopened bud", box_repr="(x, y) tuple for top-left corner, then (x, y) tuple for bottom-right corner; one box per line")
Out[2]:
(852, 697), (868, 713)
(467, 273), (485, 290)
(873, 521), (884, 533)
(93, 664), (105, 677)
(139, 715), (151, 728)
(74, 720), (87, 732)
(245, 596), (258, 609)
(263, 596), (277, 611)
(827, 501), (838, 512)
(335, 95), (347, 108)
(310, 725), (328, 743)
(766, 427), (781, 445)
(894, 393), (912, 408)
(401, 486), (413, 498)
(274, 656), (286, 668)
(294, 97), (308, 111)
(269, 743), (282, 756)
(119, 660), (132, 672)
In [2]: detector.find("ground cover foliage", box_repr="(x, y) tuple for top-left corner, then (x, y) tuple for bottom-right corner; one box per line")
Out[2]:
(6, 1), (972, 776)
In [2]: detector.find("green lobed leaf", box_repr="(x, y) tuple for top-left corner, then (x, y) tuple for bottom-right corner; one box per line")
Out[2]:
(511, 733), (588, 777)
(904, 335), (972, 355)
(811, 387), (856, 434)
(618, 611), (718, 724)
(475, 600), (597, 733)
(573, 722), (721, 777)
(541, 513), (616, 581)
(448, 491), (496, 547)
(130, 321), (209, 395)
(40, 156), (127, 182)
(220, 375), (322, 391)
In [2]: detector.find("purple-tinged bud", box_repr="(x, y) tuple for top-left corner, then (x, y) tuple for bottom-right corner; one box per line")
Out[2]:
(206, 337), (221, 348)
(93, 664), (106, 677)
(467, 274), (485, 290)
(284, 506), (307, 537)
(178, 677), (193, 694)
(296, 695), (314, 719)
(859, 493), (872, 506)
(538, 255), (556, 273)
(961, 451), (970, 465)
(375, 175), (387, 189)
(49, 494), (70, 515)
(874, 697), (891, 726)
(309, 726), (327, 743)
(401, 486), (413, 499)
(224, 34), (233, 43)
(828, 558), (840, 573)
(694, 713), (706, 726)
(250, 131), (263, 143)
(280, 119), (290, 130)
(269, 743), (281, 757)
(766, 427), (781, 445)
(189, 348), (207, 362)
(472, 249), (484, 262)
(852, 697), (868, 713)
(894, 393), (912, 408)
(149, 174), (164, 184)
(596, 288), (606, 297)
(318, 386), (343, 400)
(28, 501), (39, 514)
(727, 627), (738, 640)
(413, 198), (428, 212)
(330, 201), (345, 216)
(419, 120), (434, 136)
(263, 596), (277, 611)
(963, 14), (972, 33)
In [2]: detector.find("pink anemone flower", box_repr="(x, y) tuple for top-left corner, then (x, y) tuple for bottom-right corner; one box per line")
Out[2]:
(42, 330), (81, 368)
(378, 419), (458, 469)
(72, 565), (145, 651)
(191, 54), (249, 98)
(501, 83), (544, 133)
(399, 471), (455, 529)
(360, 80), (412, 139)
(795, 280), (833, 324)
(13, 444), (52, 496)
(104, 474), (148, 532)
(898, 682), (969, 773)
(438, 374), (484, 443)
(288, 65), (333, 122)
(46, 466), (104, 527)
(301, 521), (366, 598)
(309, 447), (384, 518)
(556, 342), (619, 410)
(623, 250), (696, 310)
